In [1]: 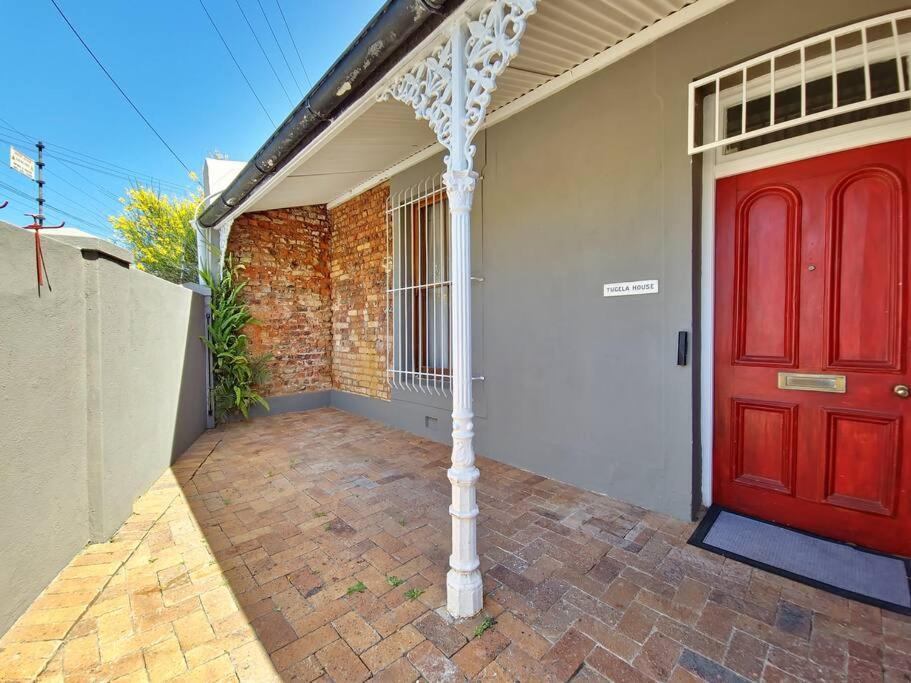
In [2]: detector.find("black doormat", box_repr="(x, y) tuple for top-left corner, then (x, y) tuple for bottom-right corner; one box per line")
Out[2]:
(689, 506), (911, 615)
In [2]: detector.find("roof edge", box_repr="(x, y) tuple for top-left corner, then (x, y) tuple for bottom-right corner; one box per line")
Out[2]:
(199, 0), (461, 229)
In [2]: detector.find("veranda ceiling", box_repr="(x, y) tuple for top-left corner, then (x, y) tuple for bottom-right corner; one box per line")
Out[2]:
(247, 0), (713, 213)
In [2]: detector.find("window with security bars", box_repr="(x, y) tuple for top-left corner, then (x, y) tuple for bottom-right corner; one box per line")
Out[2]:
(386, 176), (451, 394)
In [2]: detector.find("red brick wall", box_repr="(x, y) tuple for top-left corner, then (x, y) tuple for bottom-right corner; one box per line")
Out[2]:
(226, 206), (332, 396)
(329, 184), (390, 400)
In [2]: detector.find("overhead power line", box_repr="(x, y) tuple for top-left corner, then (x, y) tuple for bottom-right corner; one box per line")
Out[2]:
(276, 0), (313, 89)
(234, 0), (293, 106)
(256, 0), (304, 97)
(197, 0), (277, 127)
(49, 0), (195, 178)
(45, 168), (117, 210)
(0, 124), (191, 192)
(54, 159), (121, 200)
(0, 134), (188, 194)
(0, 173), (109, 233)
(0, 180), (107, 237)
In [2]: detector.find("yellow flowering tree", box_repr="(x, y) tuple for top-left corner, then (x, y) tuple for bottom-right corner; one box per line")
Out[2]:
(109, 187), (202, 284)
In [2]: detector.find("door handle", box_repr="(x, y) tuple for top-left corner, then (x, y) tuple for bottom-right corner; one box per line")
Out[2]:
(894, 384), (910, 398)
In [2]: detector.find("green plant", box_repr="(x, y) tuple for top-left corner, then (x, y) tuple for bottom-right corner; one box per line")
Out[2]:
(347, 581), (367, 595)
(404, 588), (424, 601)
(201, 257), (271, 421)
(386, 575), (404, 587)
(474, 616), (495, 637)
(110, 186), (201, 284)
(313, 511), (327, 518)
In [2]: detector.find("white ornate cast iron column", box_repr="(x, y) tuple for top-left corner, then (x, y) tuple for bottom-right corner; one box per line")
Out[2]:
(383, 0), (537, 618)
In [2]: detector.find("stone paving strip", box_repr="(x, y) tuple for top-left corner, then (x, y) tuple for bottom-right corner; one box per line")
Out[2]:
(1, 408), (909, 681)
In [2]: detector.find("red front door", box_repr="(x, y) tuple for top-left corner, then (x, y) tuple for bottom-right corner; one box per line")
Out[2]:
(713, 139), (911, 557)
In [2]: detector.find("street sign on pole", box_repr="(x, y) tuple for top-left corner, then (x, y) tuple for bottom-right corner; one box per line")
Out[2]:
(10, 146), (35, 180)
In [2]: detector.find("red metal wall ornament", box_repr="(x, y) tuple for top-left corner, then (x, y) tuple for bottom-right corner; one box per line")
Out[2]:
(21, 214), (65, 295)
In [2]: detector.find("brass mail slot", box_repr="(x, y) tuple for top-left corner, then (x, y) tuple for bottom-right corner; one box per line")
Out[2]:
(777, 372), (846, 393)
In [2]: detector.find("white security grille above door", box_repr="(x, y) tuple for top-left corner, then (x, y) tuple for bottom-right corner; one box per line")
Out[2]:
(386, 175), (451, 395)
(688, 10), (911, 155)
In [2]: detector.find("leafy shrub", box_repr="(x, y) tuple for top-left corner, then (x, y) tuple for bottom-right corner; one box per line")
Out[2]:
(200, 257), (270, 421)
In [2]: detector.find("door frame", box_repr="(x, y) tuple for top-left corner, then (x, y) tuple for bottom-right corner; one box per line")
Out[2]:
(697, 101), (911, 508)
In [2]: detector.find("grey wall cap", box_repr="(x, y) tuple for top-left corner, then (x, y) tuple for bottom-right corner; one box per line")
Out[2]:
(46, 234), (134, 266)
(182, 282), (212, 296)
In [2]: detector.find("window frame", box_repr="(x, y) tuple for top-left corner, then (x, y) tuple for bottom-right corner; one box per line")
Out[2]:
(411, 189), (450, 376)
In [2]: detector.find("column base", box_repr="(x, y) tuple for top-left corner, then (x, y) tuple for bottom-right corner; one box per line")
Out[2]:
(446, 567), (483, 618)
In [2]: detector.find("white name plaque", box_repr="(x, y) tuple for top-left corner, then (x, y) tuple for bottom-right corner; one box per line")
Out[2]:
(603, 279), (659, 297)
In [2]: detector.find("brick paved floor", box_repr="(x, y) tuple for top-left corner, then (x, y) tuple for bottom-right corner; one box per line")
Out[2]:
(2, 408), (910, 682)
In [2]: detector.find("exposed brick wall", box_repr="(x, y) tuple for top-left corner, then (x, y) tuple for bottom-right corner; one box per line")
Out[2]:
(329, 184), (390, 400)
(226, 206), (332, 396)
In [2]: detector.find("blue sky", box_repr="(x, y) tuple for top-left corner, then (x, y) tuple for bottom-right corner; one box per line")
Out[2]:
(0, 0), (384, 238)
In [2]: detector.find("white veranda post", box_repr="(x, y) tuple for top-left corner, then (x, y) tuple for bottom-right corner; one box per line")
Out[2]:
(383, 0), (537, 618)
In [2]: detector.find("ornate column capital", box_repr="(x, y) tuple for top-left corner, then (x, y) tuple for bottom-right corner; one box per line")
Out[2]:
(381, 0), (538, 172)
(442, 170), (478, 213)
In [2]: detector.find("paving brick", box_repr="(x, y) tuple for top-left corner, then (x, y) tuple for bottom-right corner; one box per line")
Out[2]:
(315, 638), (370, 682)
(173, 610), (215, 652)
(451, 629), (510, 677)
(361, 624), (425, 673)
(413, 611), (467, 657)
(371, 656), (420, 682)
(143, 635), (188, 681)
(587, 646), (654, 683)
(775, 601), (813, 640)
(493, 611), (551, 658)
(251, 610), (298, 653)
(634, 630), (683, 681)
(407, 640), (469, 682)
(541, 627), (595, 680)
(271, 624), (337, 671)
(724, 629), (769, 680)
(678, 648), (751, 683)
(333, 610), (381, 654)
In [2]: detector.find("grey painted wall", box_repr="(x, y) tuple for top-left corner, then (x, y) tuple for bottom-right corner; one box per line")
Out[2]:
(0, 223), (209, 636)
(349, 0), (909, 520)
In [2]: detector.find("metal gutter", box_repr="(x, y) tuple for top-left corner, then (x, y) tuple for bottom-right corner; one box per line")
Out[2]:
(198, 0), (459, 229)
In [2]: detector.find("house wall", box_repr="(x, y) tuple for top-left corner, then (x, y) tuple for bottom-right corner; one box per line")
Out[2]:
(227, 188), (391, 402)
(0, 222), (208, 636)
(223, 0), (908, 520)
(329, 184), (390, 400)
(335, 0), (908, 520)
(227, 207), (332, 396)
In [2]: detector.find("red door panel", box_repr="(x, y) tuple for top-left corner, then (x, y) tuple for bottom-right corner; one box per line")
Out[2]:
(714, 139), (911, 556)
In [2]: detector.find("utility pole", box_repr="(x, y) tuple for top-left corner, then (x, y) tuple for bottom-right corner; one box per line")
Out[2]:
(36, 141), (45, 226)
(17, 140), (64, 295)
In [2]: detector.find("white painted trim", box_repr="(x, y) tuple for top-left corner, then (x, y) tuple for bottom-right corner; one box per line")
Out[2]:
(699, 99), (716, 509)
(712, 111), (911, 178)
(328, 0), (736, 209)
(698, 94), (911, 509)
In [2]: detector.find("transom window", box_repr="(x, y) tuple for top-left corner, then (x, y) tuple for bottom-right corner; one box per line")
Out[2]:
(386, 176), (451, 394)
(688, 10), (911, 155)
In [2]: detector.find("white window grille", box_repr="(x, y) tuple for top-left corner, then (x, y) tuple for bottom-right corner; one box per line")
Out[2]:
(386, 175), (451, 395)
(688, 9), (911, 155)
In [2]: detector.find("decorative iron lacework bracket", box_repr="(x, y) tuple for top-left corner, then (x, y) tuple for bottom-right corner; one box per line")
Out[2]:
(381, 0), (537, 174)
(380, 0), (537, 619)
